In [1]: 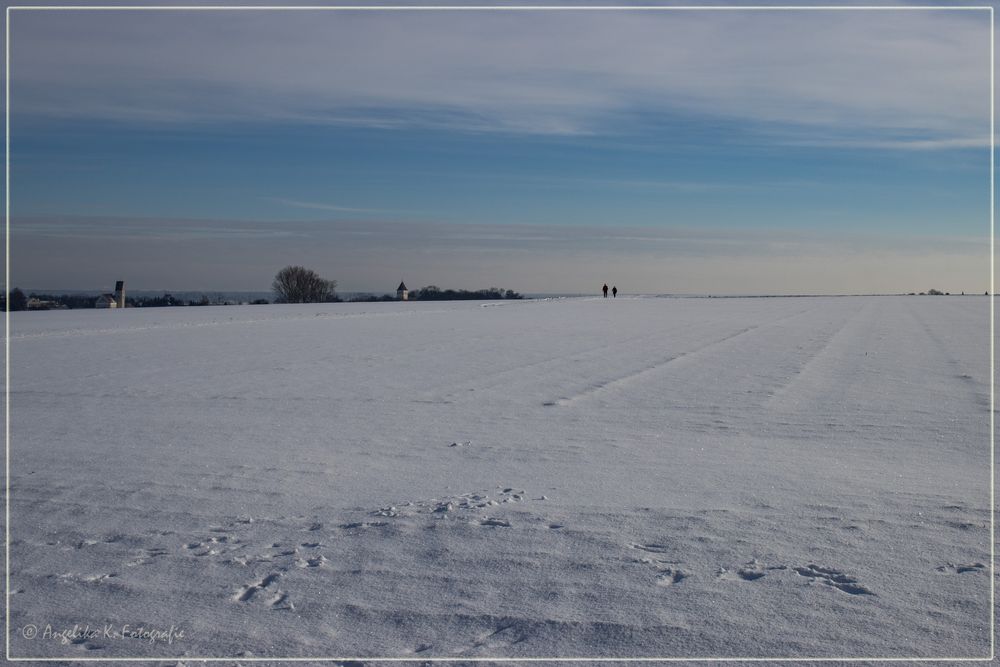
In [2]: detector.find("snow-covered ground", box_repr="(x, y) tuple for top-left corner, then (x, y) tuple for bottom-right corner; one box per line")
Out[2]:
(7, 296), (992, 660)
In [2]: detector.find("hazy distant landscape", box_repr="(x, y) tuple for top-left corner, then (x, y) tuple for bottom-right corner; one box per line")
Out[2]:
(7, 287), (986, 310)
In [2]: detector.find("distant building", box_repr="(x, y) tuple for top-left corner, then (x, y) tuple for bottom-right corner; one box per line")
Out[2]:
(96, 280), (126, 309)
(397, 281), (408, 301)
(95, 294), (118, 309)
(114, 280), (125, 308)
(27, 297), (65, 310)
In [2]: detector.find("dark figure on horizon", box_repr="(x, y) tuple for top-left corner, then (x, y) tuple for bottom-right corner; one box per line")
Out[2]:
(612, 286), (618, 298)
(602, 283), (609, 298)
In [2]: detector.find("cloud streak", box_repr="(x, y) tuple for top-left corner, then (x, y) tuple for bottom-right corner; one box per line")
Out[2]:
(9, 8), (991, 147)
(265, 198), (401, 214)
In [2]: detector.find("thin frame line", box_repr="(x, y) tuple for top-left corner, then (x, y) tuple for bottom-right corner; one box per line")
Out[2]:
(5, 4), (11, 665)
(3, 658), (999, 663)
(990, 4), (996, 663)
(3, 4), (997, 9)
(3, 3), (994, 663)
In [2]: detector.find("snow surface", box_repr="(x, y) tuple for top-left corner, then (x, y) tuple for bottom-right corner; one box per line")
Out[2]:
(6, 296), (993, 661)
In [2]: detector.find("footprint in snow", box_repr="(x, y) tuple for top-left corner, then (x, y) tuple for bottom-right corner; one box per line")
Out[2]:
(656, 568), (687, 586)
(717, 560), (784, 582)
(629, 544), (687, 585)
(70, 636), (103, 651)
(340, 521), (388, 529)
(717, 567), (764, 582)
(296, 555), (328, 568)
(936, 562), (986, 575)
(126, 547), (169, 567)
(364, 487), (527, 520)
(793, 564), (874, 596)
(233, 572), (295, 610)
(480, 518), (511, 527)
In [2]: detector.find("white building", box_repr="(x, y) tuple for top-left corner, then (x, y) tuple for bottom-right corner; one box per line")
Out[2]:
(95, 294), (118, 308)
(396, 281), (408, 301)
(95, 280), (125, 309)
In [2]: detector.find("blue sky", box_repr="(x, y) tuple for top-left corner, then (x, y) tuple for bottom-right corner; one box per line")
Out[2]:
(7, 6), (994, 294)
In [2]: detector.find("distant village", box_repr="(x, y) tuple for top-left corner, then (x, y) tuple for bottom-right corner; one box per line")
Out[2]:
(5, 277), (524, 311)
(3, 263), (979, 312)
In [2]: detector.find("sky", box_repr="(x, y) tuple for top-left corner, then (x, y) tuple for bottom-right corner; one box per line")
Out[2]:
(6, 4), (994, 295)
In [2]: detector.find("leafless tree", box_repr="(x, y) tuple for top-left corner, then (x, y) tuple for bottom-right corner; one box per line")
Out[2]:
(272, 266), (337, 303)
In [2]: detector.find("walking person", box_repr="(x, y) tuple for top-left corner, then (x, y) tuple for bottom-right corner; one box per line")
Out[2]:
(612, 286), (618, 298)
(602, 283), (609, 298)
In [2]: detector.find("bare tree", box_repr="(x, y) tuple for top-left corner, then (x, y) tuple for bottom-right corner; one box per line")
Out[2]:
(272, 266), (337, 303)
(8, 288), (27, 311)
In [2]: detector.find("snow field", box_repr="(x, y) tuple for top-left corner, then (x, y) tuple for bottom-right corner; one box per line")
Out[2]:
(7, 295), (992, 659)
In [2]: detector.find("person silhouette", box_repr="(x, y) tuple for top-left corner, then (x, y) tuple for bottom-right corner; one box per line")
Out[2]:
(612, 286), (618, 298)
(602, 283), (609, 298)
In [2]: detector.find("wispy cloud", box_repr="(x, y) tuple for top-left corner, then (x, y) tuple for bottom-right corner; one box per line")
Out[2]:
(9, 8), (991, 148)
(264, 197), (401, 214)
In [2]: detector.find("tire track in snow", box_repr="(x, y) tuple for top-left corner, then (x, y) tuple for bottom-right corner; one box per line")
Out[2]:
(762, 299), (875, 412)
(542, 304), (824, 407)
(418, 327), (691, 404)
(905, 304), (991, 414)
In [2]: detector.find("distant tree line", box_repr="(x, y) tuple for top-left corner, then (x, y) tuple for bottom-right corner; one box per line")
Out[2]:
(6, 270), (524, 311)
(5, 286), (524, 310)
(348, 288), (522, 302)
(906, 289), (972, 296)
(408, 286), (522, 301)
(3, 289), (254, 310)
(348, 294), (399, 303)
(5, 289), (99, 310)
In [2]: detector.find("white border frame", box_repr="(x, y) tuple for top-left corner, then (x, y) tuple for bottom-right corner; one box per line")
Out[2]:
(3, 4), (995, 662)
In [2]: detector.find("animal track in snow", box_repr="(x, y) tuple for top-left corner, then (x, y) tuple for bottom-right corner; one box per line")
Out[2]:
(480, 518), (511, 527)
(936, 562), (986, 575)
(656, 568), (687, 586)
(340, 521), (388, 530)
(364, 487), (528, 524)
(793, 564), (874, 596)
(126, 547), (169, 567)
(70, 636), (104, 651)
(183, 533), (244, 558)
(269, 591), (294, 610)
(629, 543), (687, 586)
(471, 620), (531, 650)
(717, 567), (763, 582)
(235, 572), (283, 603)
(296, 555), (328, 568)
(717, 560), (785, 582)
